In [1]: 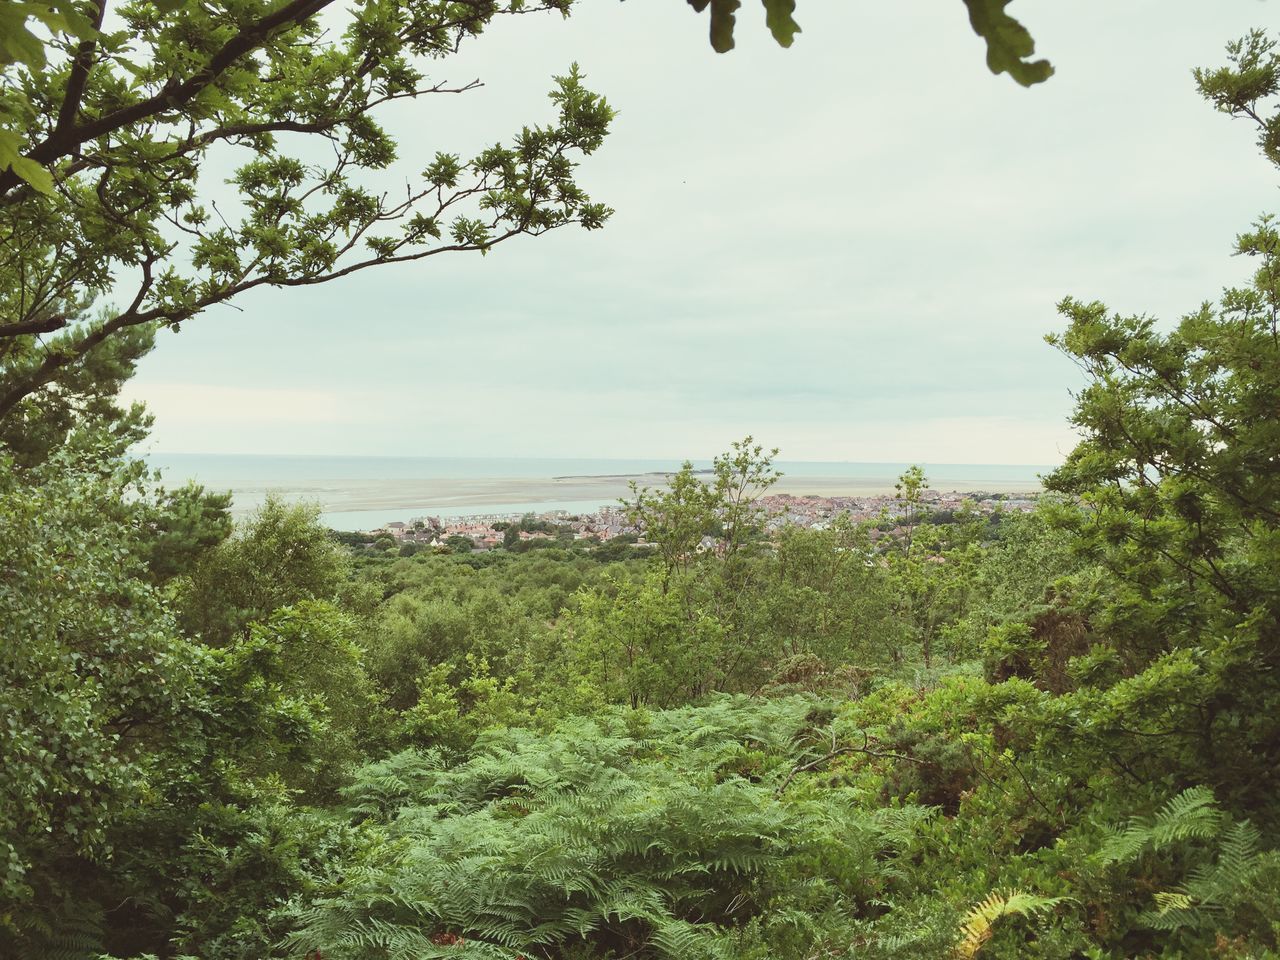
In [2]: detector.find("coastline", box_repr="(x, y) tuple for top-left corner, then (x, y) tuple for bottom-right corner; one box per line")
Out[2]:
(220, 472), (1044, 516)
(143, 455), (1050, 529)
(228, 474), (1045, 530)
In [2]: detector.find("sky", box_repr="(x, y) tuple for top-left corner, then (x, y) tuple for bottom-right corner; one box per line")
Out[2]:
(123, 0), (1279, 464)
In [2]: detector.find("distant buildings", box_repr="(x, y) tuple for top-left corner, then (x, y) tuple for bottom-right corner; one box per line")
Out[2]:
(361, 490), (1037, 550)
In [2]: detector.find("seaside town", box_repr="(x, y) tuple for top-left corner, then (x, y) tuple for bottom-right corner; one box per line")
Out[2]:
(362, 488), (1039, 552)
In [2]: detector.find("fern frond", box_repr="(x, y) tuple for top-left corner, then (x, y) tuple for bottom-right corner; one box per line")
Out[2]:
(1103, 790), (1267, 936)
(1153, 891), (1194, 913)
(955, 888), (1064, 959)
(1100, 785), (1222, 864)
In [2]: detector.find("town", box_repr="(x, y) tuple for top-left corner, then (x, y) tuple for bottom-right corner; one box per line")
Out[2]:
(364, 488), (1040, 552)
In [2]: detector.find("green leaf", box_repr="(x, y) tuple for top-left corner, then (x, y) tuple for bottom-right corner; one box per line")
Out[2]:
(8, 156), (54, 194)
(689, 0), (741, 54)
(0, 130), (54, 193)
(0, 9), (47, 68)
(961, 0), (1053, 87)
(761, 0), (799, 48)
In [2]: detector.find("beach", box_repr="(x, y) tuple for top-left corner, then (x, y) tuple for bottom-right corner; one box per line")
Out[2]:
(143, 454), (1050, 529)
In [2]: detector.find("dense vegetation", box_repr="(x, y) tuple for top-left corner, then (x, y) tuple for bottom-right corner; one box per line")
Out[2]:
(4, 6), (1280, 960)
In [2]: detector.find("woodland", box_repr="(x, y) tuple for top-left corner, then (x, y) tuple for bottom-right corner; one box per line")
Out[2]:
(2, 0), (1280, 957)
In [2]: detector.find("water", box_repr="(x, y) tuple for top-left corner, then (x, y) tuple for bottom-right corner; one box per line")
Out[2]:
(143, 453), (1054, 530)
(320, 499), (630, 531)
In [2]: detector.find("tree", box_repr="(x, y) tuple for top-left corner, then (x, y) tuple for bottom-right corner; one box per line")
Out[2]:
(0, 0), (614, 430)
(135, 480), (235, 584)
(0, 302), (154, 466)
(0, 446), (213, 950)
(759, 518), (903, 677)
(1194, 30), (1280, 169)
(178, 494), (352, 645)
(1036, 32), (1280, 804)
(626, 462), (722, 577)
(217, 600), (383, 798)
(626, 436), (779, 579)
(893, 464), (929, 557)
(0, 444), (389, 956)
(445, 533), (475, 553)
(558, 570), (729, 708)
(878, 467), (995, 667)
(943, 506), (1085, 666)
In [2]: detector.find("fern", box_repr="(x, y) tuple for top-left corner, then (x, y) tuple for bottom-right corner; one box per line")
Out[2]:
(284, 696), (928, 959)
(13, 898), (105, 960)
(1099, 785), (1221, 864)
(1137, 819), (1266, 933)
(1101, 788), (1271, 937)
(955, 888), (1065, 958)
(846, 898), (961, 959)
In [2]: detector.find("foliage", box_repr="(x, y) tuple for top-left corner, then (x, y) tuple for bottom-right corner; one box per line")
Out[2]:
(882, 495), (984, 667)
(681, 0), (1052, 88)
(0, 456), (380, 957)
(8, 23), (1280, 960)
(398, 656), (533, 752)
(445, 533), (475, 553)
(1044, 224), (1280, 800)
(178, 495), (352, 646)
(0, 447), (209, 950)
(955, 889), (1066, 958)
(0, 0), (613, 425)
(1099, 787), (1279, 943)
(555, 569), (729, 708)
(0, 305), (155, 467)
(286, 697), (931, 960)
(625, 437), (780, 577)
(1194, 30), (1280, 169)
(959, 0), (1053, 86)
(1098, 786), (1225, 864)
(943, 507), (1084, 668)
(219, 601), (385, 797)
(757, 518), (902, 682)
(136, 481), (235, 584)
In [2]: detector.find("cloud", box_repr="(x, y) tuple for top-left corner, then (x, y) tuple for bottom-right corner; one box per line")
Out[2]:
(124, 0), (1274, 462)
(123, 383), (356, 426)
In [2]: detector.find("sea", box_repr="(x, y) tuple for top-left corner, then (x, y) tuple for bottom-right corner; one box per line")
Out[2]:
(143, 453), (1054, 531)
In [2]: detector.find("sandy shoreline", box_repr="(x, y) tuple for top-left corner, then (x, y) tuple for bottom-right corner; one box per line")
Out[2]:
(225, 472), (1044, 516)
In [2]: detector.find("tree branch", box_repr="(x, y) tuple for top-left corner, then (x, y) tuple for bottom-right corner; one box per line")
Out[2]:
(775, 731), (925, 796)
(54, 0), (109, 138)
(0, 313), (69, 339)
(0, 0), (336, 196)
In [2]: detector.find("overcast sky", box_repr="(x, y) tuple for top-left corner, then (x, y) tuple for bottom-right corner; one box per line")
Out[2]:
(124, 0), (1278, 464)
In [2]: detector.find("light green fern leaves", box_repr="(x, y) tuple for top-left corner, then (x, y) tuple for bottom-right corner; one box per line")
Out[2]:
(1100, 787), (1274, 936)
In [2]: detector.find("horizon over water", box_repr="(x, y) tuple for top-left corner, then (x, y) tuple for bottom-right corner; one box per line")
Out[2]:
(145, 452), (1056, 531)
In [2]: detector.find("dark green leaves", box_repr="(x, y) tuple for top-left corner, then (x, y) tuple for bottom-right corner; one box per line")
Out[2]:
(0, 0), (99, 190)
(685, 0), (803, 54)
(685, 0), (1051, 87)
(695, 0), (738, 54)
(286, 698), (926, 959)
(688, 0), (795, 54)
(0, 0), (616, 425)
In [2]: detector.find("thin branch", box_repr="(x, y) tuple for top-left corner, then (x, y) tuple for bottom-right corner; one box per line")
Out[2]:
(775, 730), (926, 796)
